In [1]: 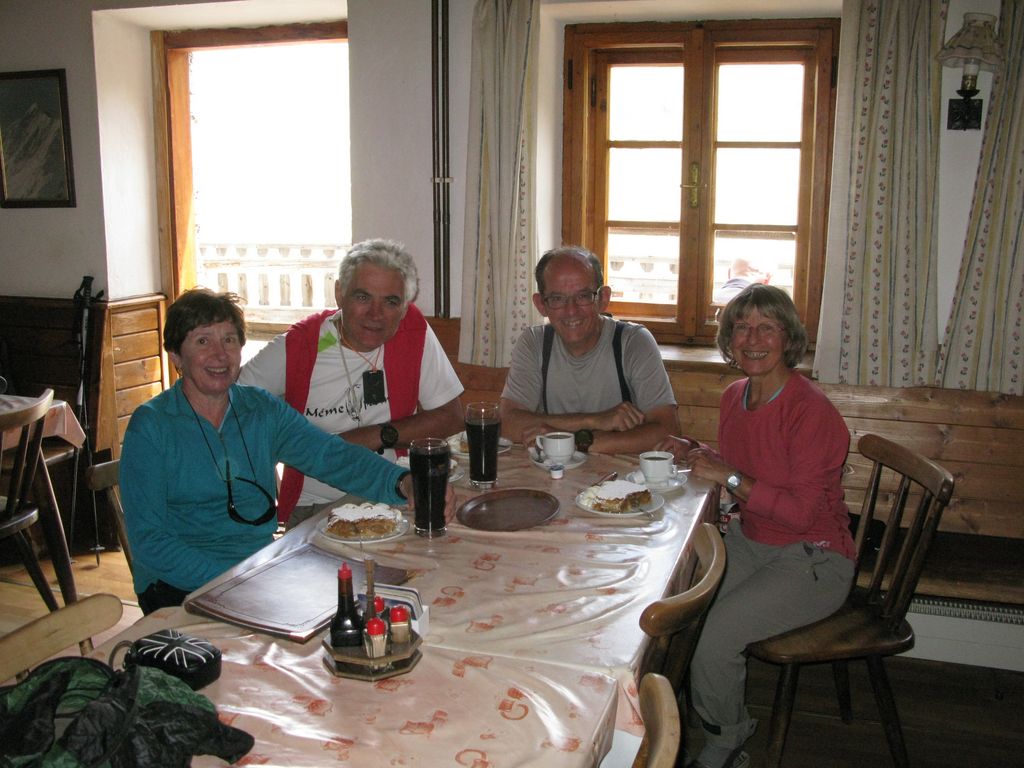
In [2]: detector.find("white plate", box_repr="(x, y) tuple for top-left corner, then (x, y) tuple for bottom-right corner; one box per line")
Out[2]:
(574, 491), (665, 518)
(528, 446), (588, 470)
(626, 469), (687, 491)
(396, 456), (464, 483)
(316, 514), (410, 544)
(446, 432), (513, 458)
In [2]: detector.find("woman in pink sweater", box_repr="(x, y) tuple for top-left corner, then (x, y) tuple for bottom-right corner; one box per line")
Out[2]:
(664, 285), (854, 768)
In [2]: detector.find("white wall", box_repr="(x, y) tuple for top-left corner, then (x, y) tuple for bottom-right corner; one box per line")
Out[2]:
(937, 0), (999, 327)
(0, 0), (110, 298)
(348, 0), (473, 314)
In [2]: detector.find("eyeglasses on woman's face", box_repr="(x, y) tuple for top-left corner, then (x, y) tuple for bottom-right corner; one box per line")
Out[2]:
(732, 321), (784, 340)
(541, 288), (601, 310)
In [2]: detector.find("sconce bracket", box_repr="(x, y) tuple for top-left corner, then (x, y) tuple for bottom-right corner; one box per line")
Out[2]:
(947, 96), (983, 130)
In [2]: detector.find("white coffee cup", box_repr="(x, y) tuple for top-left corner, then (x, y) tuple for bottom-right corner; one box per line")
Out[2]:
(536, 431), (575, 463)
(639, 451), (676, 484)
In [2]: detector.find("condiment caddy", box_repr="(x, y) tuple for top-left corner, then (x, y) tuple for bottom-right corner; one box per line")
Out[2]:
(322, 557), (423, 681)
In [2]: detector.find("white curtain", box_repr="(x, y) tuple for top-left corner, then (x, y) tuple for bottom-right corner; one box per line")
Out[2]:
(459, 0), (542, 367)
(936, 0), (1024, 395)
(815, 0), (945, 386)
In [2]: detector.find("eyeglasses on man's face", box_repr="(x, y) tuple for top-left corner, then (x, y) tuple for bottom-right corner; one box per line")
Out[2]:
(732, 321), (784, 340)
(541, 288), (601, 310)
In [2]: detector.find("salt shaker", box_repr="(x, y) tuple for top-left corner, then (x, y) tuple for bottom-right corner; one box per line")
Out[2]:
(364, 616), (387, 660)
(389, 605), (411, 645)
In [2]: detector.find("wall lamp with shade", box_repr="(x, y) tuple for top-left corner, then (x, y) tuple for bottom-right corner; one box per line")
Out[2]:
(937, 12), (1004, 130)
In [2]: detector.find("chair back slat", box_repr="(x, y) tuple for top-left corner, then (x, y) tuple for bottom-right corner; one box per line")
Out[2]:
(853, 433), (955, 630)
(0, 593), (123, 681)
(1, 390), (53, 520)
(85, 459), (132, 573)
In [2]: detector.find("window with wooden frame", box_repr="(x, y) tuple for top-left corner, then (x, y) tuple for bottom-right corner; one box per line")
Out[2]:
(153, 22), (347, 335)
(562, 20), (838, 345)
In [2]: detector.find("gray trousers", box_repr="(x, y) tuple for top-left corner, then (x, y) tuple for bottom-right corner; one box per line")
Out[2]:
(689, 518), (854, 749)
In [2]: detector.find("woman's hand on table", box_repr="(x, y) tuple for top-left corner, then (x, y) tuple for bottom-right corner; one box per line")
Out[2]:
(656, 435), (703, 462)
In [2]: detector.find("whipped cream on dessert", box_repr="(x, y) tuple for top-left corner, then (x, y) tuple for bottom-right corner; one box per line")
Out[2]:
(326, 503), (400, 537)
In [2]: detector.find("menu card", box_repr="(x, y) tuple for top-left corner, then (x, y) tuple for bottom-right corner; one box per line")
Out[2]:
(184, 543), (409, 642)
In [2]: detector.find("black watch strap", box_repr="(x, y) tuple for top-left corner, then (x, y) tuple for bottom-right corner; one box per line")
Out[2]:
(379, 422), (399, 454)
(574, 428), (594, 453)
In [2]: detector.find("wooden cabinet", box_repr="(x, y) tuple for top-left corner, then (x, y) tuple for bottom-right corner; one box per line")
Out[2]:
(96, 296), (168, 457)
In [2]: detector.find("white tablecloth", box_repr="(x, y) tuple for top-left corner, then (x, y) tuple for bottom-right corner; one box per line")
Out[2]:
(95, 448), (714, 766)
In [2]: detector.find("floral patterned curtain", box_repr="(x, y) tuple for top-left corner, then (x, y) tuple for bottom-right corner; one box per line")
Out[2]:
(815, 0), (945, 386)
(936, 0), (1024, 395)
(459, 0), (542, 367)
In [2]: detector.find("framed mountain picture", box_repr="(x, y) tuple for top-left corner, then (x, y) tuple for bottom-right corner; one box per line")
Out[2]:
(0, 69), (76, 207)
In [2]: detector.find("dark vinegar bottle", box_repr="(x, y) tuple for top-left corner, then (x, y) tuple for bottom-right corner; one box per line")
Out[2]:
(329, 562), (364, 648)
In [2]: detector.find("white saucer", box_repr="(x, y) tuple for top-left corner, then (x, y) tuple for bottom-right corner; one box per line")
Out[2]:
(528, 446), (587, 470)
(626, 469), (687, 491)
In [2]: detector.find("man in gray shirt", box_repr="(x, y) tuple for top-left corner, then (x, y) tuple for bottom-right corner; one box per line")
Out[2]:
(501, 246), (679, 455)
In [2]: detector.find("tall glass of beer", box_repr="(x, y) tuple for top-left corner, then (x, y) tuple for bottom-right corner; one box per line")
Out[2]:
(465, 401), (501, 489)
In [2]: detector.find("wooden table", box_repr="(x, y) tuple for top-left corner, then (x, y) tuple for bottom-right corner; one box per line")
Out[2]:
(1, 396), (84, 605)
(94, 446), (715, 766)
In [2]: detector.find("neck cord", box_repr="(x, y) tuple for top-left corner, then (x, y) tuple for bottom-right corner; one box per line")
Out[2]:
(334, 317), (377, 424)
(337, 315), (383, 371)
(184, 390), (260, 483)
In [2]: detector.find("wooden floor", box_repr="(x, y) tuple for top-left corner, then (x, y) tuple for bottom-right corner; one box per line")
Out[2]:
(685, 649), (1024, 767)
(2, 552), (1022, 767)
(0, 547), (141, 643)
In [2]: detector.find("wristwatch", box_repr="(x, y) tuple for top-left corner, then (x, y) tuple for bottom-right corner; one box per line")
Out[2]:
(574, 428), (594, 453)
(725, 471), (743, 492)
(394, 470), (411, 499)
(378, 422), (399, 454)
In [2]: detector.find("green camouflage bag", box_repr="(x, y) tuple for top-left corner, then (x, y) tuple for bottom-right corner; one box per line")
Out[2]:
(0, 656), (252, 767)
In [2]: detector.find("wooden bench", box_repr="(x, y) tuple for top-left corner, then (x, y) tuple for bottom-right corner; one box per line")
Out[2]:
(673, 367), (1024, 609)
(443, 343), (1024, 610)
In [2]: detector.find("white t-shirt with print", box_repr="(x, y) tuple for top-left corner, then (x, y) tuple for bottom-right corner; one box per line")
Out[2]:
(238, 309), (463, 505)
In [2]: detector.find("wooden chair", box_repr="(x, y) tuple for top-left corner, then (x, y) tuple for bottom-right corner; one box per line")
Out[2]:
(634, 522), (725, 767)
(640, 522), (726, 695)
(746, 433), (955, 768)
(84, 459), (132, 573)
(632, 673), (681, 768)
(0, 389), (59, 611)
(0, 592), (123, 682)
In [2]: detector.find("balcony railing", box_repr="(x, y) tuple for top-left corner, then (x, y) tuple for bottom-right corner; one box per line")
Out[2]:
(197, 243), (344, 326)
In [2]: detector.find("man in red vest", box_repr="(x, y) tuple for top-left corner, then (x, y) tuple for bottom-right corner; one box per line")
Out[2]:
(239, 239), (464, 527)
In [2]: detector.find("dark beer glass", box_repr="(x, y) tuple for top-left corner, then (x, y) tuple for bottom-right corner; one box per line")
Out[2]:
(465, 401), (501, 489)
(409, 437), (450, 537)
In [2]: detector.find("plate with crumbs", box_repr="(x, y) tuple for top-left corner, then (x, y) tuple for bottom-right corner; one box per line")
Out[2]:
(575, 479), (665, 518)
(317, 504), (410, 543)
(396, 455), (464, 483)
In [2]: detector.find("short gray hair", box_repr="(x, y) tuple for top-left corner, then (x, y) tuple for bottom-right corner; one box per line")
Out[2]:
(716, 284), (807, 368)
(338, 238), (419, 304)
